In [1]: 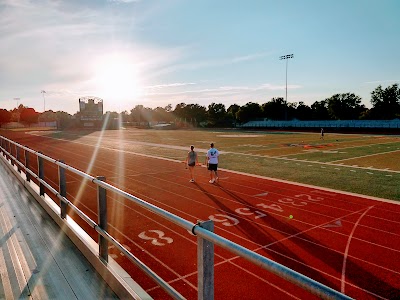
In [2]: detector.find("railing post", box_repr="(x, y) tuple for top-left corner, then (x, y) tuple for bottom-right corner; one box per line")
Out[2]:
(197, 220), (214, 300)
(59, 160), (67, 219)
(25, 147), (30, 182)
(38, 152), (45, 196)
(16, 145), (21, 173)
(9, 141), (14, 166)
(4, 139), (9, 161)
(97, 176), (108, 263)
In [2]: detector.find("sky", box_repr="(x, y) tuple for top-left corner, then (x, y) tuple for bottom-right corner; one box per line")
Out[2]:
(1, 0), (399, 115)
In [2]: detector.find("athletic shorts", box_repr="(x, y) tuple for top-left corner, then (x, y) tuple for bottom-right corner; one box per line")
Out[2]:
(208, 163), (218, 171)
(188, 162), (195, 167)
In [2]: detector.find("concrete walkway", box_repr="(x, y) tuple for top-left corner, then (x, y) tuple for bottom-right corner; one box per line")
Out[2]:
(0, 163), (119, 299)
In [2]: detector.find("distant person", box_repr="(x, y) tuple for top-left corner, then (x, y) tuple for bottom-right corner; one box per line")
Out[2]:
(185, 145), (198, 182)
(205, 142), (219, 183)
(320, 128), (324, 140)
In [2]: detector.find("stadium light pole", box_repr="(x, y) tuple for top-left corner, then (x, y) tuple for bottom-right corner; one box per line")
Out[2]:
(279, 54), (294, 103)
(14, 97), (20, 107)
(14, 97), (20, 122)
(41, 90), (46, 112)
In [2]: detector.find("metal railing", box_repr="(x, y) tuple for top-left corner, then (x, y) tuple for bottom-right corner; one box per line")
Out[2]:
(0, 135), (352, 300)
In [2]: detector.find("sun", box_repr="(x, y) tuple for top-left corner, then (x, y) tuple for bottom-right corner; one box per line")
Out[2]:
(91, 54), (143, 106)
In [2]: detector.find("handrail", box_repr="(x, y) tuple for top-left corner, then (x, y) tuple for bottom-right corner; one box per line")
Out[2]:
(0, 135), (352, 300)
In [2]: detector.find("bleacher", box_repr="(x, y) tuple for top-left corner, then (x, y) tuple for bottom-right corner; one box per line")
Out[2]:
(240, 119), (400, 129)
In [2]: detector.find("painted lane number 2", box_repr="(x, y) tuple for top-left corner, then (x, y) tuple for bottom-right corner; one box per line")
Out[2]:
(208, 214), (239, 226)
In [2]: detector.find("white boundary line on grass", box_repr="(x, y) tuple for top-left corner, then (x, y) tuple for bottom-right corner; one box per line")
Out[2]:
(331, 148), (400, 163)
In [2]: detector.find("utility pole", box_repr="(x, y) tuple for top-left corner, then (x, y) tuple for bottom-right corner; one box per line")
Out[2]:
(14, 98), (20, 122)
(41, 90), (46, 112)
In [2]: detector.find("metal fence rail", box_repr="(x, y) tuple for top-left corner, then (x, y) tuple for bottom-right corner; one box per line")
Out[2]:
(0, 135), (352, 300)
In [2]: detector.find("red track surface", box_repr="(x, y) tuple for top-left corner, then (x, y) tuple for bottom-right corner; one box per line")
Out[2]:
(2, 131), (400, 299)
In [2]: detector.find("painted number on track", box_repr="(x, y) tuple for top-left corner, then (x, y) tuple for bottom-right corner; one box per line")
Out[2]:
(256, 203), (284, 212)
(138, 230), (173, 246)
(235, 207), (267, 219)
(294, 194), (324, 202)
(208, 214), (239, 226)
(108, 242), (131, 259)
(278, 197), (307, 207)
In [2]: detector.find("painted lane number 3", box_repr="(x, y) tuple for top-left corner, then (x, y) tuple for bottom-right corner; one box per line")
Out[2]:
(138, 230), (173, 246)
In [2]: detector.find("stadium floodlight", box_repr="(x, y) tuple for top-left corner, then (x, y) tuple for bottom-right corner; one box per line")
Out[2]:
(279, 54), (294, 103)
(41, 90), (46, 112)
(14, 98), (21, 122)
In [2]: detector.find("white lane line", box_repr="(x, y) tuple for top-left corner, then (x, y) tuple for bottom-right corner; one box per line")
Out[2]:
(321, 219), (342, 228)
(341, 206), (374, 294)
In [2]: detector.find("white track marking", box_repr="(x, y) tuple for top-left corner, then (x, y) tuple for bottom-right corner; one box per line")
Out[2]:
(332, 148), (400, 163)
(321, 219), (342, 228)
(341, 206), (374, 294)
(254, 192), (269, 197)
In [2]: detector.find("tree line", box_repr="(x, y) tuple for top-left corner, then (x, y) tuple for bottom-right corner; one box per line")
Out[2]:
(1, 84), (399, 128)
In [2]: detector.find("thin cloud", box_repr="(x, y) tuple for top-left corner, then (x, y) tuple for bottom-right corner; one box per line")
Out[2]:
(145, 82), (196, 89)
(154, 51), (273, 76)
(107, 0), (141, 3)
(363, 80), (399, 85)
(257, 83), (302, 91)
(145, 82), (302, 97)
(231, 52), (272, 63)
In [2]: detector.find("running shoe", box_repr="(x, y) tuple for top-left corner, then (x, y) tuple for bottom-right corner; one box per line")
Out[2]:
(189, 179), (195, 183)
(209, 179), (215, 183)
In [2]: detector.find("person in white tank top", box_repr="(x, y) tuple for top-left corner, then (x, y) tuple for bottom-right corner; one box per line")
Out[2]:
(185, 145), (198, 182)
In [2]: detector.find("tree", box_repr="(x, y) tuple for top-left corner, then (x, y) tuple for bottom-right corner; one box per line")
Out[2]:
(295, 102), (313, 120)
(39, 110), (57, 122)
(56, 111), (73, 129)
(261, 97), (287, 120)
(0, 109), (12, 125)
(227, 104), (240, 126)
(369, 84), (400, 119)
(236, 102), (262, 123)
(311, 100), (330, 120)
(182, 104), (207, 126)
(20, 107), (39, 125)
(120, 110), (130, 122)
(173, 103), (187, 120)
(326, 93), (365, 120)
(130, 105), (144, 123)
(207, 103), (227, 126)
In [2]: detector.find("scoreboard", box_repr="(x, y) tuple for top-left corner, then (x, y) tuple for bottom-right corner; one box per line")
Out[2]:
(78, 97), (103, 127)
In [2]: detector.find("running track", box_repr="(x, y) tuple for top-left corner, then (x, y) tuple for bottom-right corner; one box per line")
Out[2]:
(2, 131), (400, 300)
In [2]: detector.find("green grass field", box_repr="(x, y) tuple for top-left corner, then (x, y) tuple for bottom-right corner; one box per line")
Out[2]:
(26, 128), (400, 202)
